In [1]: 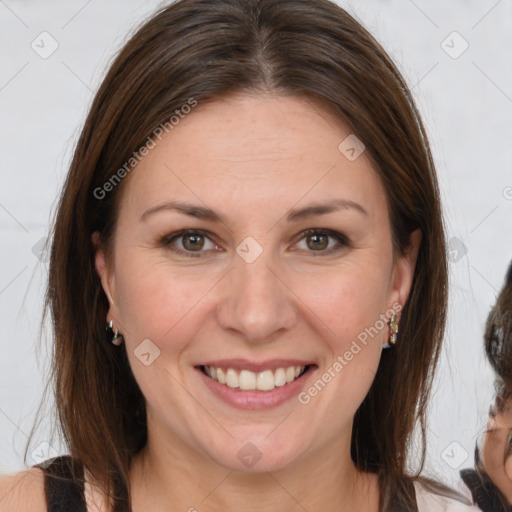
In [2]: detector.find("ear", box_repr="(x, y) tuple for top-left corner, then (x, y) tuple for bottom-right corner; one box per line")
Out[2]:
(387, 229), (422, 311)
(92, 231), (118, 311)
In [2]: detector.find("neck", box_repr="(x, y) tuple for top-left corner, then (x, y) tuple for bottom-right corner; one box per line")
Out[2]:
(128, 419), (379, 512)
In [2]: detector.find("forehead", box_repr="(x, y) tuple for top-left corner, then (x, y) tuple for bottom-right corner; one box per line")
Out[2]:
(118, 93), (386, 222)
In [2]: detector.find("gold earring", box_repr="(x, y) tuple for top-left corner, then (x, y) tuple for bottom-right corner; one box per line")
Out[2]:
(383, 314), (399, 349)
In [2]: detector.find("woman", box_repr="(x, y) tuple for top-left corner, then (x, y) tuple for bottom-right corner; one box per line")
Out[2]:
(460, 260), (512, 511)
(0, 0), (481, 510)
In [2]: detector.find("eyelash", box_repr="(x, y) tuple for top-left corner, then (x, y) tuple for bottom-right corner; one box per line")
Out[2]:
(159, 228), (350, 258)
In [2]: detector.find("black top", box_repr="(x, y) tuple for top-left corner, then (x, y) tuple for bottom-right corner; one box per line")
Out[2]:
(33, 455), (86, 512)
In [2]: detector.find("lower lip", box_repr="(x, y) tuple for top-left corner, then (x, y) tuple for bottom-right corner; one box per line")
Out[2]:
(195, 366), (317, 410)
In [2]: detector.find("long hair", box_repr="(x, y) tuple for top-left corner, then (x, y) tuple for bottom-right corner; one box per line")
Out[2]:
(27, 1), (449, 510)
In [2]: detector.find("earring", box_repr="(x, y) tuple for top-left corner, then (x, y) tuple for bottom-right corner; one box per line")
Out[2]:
(106, 319), (124, 346)
(383, 314), (399, 349)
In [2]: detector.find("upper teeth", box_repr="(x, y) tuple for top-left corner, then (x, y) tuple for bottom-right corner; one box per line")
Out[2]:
(203, 365), (306, 391)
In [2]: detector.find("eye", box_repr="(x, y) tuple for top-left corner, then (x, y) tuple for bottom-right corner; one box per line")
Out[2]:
(160, 229), (220, 258)
(159, 228), (349, 258)
(293, 229), (349, 255)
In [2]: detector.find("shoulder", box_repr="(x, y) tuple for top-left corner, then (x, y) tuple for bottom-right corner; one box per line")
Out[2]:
(413, 479), (483, 512)
(0, 466), (47, 512)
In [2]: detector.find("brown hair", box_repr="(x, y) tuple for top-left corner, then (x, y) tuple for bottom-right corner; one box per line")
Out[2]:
(27, 0), (451, 510)
(484, 260), (512, 470)
(485, 260), (512, 414)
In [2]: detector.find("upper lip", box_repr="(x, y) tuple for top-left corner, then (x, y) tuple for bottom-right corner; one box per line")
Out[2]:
(197, 359), (316, 373)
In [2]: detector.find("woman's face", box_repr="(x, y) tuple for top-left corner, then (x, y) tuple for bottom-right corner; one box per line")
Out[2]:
(94, 92), (419, 473)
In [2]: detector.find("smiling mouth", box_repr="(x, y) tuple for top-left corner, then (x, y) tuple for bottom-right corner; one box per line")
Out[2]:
(198, 364), (313, 392)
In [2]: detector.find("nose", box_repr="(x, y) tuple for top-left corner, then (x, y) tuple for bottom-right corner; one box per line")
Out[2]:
(216, 241), (297, 344)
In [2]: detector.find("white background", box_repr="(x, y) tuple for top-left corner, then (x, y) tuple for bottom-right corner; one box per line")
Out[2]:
(1, 0), (511, 491)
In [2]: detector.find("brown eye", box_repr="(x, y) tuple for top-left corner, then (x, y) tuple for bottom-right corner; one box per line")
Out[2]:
(182, 233), (205, 251)
(295, 229), (349, 255)
(161, 229), (219, 258)
(306, 233), (329, 251)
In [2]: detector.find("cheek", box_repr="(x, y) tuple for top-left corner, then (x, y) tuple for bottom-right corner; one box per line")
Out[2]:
(482, 431), (505, 473)
(113, 249), (207, 343)
(295, 261), (391, 347)
(299, 260), (390, 386)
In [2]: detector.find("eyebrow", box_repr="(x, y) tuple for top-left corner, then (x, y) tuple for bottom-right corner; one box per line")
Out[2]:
(139, 198), (368, 223)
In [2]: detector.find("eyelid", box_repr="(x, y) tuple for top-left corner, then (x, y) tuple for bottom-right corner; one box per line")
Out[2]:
(292, 228), (349, 247)
(160, 229), (222, 257)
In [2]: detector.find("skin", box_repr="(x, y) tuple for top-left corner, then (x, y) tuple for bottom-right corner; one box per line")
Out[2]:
(92, 92), (421, 512)
(481, 400), (512, 504)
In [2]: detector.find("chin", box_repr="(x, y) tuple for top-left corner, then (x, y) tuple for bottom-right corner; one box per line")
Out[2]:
(204, 437), (307, 473)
